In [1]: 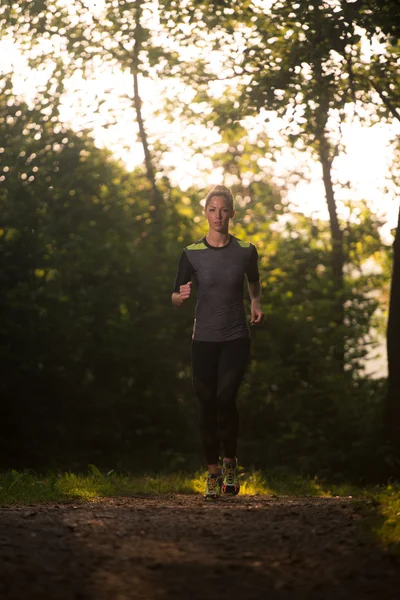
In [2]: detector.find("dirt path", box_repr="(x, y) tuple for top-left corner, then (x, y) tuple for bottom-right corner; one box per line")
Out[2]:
(0, 495), (399, 599)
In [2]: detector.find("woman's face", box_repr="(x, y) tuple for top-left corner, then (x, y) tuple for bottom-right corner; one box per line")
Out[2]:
(204, 195), (235, 233)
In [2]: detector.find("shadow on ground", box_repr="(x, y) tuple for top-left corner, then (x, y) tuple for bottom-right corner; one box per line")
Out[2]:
(1, 495), (399, 599)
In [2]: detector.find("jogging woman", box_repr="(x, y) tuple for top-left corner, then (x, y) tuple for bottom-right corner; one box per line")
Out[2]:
(172, 185), (263, 500)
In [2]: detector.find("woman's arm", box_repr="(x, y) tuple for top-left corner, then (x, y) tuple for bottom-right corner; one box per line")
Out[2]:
(171, 292), (183, 307)
(171, 282), (192, 307)
(246, 244), (263, 324)
(248, 281), (263, 324)
(172, 251), (193, 307)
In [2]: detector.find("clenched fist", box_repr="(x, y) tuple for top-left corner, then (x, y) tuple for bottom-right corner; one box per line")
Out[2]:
(179, 281), (192, 302)
(171, 281), (192, 307)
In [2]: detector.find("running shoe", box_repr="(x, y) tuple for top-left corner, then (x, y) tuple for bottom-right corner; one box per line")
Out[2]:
(203, 473), (222, 501)
(221, 458), (240, 496)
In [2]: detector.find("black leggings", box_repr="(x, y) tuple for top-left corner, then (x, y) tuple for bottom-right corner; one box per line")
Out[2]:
(191, 337), (251, 465)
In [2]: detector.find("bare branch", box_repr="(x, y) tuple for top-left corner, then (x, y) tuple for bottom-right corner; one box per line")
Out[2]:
(370, 78), (400, 122)
(75, 0), (131, 61)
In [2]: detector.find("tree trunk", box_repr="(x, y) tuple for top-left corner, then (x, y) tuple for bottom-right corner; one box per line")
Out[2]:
(316, 127), (345, 368)
(313, 40), (345, 368)
(384, 204), (400, 456)
(132, 0), (163, 220)
(132, 69), (163, 218)
(318, 138), (344, 293)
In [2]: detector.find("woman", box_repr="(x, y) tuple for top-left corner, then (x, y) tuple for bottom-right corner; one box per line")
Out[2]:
(172, 185), (263, 500)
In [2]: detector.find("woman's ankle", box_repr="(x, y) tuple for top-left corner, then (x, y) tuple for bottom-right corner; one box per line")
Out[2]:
(208, 464), (221, 476)
(223, 457), (236, 463)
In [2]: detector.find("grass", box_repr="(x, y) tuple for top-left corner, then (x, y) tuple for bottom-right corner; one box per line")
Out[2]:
(1, 466), (399, 553)
(354, 483), (400, 554)
(0, 467), (196, 505)
(0, 465), (363, 506)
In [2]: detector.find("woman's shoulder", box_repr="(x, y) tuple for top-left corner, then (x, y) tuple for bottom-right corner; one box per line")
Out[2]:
(185, 238), (207, 251)
(232, 236), (254, 249)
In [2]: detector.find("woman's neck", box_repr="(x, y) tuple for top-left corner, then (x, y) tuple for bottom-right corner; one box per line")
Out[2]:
(206, 231), (231, 247)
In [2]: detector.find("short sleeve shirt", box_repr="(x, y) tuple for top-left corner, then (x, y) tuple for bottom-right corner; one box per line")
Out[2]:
(173, 235), (260, 342)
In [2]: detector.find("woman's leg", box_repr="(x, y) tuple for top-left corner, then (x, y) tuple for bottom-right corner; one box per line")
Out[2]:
(216, 337), (251, 461)
(191, 340), (221, 469)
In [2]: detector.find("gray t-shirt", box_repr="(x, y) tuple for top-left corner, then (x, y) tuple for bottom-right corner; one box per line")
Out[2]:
(173, 235), (260, 342)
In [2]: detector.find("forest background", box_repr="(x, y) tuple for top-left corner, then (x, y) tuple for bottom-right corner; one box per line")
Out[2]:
(1, 0), (400, 483)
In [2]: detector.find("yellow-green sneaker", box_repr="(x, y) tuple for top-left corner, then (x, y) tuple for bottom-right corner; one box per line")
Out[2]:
(221, 458), (240, 496)
(203, 473), (222, 501)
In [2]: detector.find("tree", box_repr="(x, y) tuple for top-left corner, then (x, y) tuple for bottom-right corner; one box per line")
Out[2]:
(341, 0), (400, 468)
(0, 0), (173, 220)
(159, 0), (387, 368)
(0, 78), (199, 469)
(385, 208), (400, 453)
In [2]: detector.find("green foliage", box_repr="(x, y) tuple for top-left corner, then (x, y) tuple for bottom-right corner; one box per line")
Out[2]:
(0, 0), (396, 480)
(0, 467), (366, 506)
(0, 469), (197, 505)
(0, 86), (392, 479)
(233, 205), (389, 479)
(373, 485), (400, 551)
(0, 87), (198, 471)
(354, 483), (400, 554)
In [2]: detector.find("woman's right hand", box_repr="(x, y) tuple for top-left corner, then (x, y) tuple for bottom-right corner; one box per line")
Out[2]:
(179, 281), (192, 302)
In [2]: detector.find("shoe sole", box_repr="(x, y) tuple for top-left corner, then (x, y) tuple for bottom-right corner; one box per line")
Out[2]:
(221, 483), (240, 496)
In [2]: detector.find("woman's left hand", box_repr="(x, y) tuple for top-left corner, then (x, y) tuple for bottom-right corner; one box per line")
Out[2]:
(250, 301), (264, 325)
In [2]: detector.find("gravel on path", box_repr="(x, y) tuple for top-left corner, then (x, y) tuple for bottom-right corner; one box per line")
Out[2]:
(0, 495), (399, 600)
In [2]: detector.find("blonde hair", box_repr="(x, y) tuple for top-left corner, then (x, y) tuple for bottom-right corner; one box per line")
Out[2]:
(205, 185), (234, 210)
